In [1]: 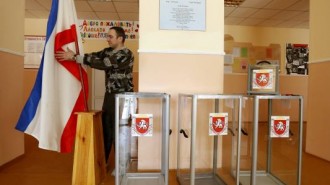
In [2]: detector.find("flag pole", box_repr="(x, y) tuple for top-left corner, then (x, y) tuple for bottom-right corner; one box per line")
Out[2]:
(78, 64), (88, 112)
(74, 36), (88, 112)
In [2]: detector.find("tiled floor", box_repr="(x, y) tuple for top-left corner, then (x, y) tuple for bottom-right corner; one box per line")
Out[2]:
(0, 123), (330, 185)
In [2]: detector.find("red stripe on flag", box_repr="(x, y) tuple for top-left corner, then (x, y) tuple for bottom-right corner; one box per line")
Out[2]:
(60, 89), (87, 152)
(54, 25), (82, 80)
(54, 25), (89, 153)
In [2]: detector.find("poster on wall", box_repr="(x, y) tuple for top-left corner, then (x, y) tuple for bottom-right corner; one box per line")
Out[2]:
(159, 0), (206, 31)
(24, 36), (46, 68)
(231, 47), (250, 73)
(78, 20), (139, 40)
(285, 43), (309, 75)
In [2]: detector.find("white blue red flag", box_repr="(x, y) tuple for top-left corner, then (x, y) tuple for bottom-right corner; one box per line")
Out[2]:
(16, 0), (88, 153)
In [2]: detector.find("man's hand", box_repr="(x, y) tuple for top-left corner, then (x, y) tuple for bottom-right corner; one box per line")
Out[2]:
(55, 47), (76, 61)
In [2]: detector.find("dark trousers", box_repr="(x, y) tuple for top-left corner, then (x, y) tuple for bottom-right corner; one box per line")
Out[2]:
(102, 92), (116, 163)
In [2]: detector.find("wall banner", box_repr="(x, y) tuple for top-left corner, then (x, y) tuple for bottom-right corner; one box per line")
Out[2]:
(78, 20), (139, 40)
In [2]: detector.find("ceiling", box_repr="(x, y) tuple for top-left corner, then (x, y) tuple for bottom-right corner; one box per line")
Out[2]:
(25, 0), (139, 21)
(225, 0), (309, 28)
(25, 0), (309, 29)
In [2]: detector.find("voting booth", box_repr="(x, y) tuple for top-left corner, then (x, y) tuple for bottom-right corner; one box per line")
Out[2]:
(239, 95), (303, 185)
(114, 92), (170, 185)
(176, 93), (243, 185)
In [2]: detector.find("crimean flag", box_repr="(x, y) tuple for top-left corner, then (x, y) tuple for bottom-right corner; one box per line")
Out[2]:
(16, 0), (88, 153)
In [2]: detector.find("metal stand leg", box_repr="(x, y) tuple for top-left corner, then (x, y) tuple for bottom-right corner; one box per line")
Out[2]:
(230, 99), (237, 177)
(164, 95), (170, 185)
(115, 97), (120, 185)
(177, 95), (183, 180)
(251, 97), (259, 185)
(237, 98), (242, 185)
(213, 99), (219, 176)
(190, 97), (197, 185)
(297, 98), (303, 185)
(267, 99), (273, 173)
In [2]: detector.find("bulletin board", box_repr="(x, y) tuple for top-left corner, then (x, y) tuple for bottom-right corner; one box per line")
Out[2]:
(24, 35), (46, 68)
(285, 43), (309, 75)
(224, 41), (281, 73)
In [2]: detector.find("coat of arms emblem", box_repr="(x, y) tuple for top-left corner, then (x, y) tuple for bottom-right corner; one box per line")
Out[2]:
(271, 116), (290, 138)
(132, 114), (153, 136)
(209, 113), (228, 136)
(256, 73), (270, 87)
(252, 69), (273, 90)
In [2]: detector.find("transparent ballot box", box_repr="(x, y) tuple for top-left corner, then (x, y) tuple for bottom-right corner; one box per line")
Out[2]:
(115, 92), (170, 185)
(239, 95), (303, 185)
(177, 94), (243, 185)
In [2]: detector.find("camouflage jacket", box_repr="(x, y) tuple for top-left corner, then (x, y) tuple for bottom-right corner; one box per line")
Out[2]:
(83, 47), (134, 93)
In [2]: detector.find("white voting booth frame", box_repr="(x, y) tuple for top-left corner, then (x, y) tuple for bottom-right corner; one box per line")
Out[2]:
(239, 95), (303, 185)
(176, 93), (243, 185)
(114, 92), (170, 185)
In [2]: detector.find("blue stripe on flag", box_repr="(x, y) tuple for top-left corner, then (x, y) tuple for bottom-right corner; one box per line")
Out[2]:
(15, 0), (59, 131)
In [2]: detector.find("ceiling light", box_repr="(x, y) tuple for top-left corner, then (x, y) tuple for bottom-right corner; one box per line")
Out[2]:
(224, 0), (245, 7)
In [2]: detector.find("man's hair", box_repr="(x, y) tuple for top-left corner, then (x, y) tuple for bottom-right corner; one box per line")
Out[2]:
(110, 26), (126, 43)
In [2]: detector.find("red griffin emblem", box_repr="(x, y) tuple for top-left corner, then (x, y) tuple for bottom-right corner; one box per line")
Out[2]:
(256, 72), (270, 87)
(135, 118), (149, 134)
(212, 117), (225, 133)
(274, 120), (286, 135)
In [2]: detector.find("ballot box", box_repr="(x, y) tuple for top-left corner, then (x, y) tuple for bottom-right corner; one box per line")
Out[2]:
(247, 64), (279, 95)
(177, 93), (243, 185)
(239, 95), (303, 185)
(115, 92), (170, 185)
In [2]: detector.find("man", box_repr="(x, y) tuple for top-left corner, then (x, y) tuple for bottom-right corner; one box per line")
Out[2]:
(55, 27), (134, 163)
